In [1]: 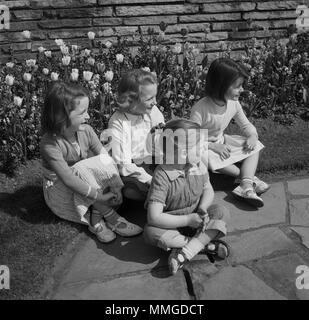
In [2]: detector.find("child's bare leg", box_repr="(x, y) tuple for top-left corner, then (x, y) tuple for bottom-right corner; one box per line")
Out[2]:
(239, 152), (259, 189)
(217, 164), (240, 177)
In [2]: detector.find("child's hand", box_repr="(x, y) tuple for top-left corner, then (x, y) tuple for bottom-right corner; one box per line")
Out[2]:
(211, 143), (231, 160)
(244, 135), (258, 152)
(98, 191), (117, 204)
(188, 213), (203, 228)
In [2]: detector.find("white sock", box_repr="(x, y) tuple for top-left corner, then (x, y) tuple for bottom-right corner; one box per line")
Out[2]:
(182, 238), (205, 261)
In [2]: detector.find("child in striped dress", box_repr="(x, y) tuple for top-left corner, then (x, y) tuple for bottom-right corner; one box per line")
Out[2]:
(40, 82), (142, 243)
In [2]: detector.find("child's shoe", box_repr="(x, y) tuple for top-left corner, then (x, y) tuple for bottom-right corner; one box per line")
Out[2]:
(168, 248), (188, 275)
(253, 176), (270, 195)
(232, 185), (264, 207)
(106, 216), (143, 237)
(88, 220), (116, 243)
(200, 239), (230, 263)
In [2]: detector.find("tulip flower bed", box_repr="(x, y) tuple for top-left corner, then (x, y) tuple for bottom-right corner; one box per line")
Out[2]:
(0, 26), (308, 176)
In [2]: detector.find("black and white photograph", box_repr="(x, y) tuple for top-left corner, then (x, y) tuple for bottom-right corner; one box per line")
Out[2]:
(1, 0), (309, 306)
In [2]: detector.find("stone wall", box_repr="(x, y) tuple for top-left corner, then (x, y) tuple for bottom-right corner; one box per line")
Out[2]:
(0, 0), (306, 63)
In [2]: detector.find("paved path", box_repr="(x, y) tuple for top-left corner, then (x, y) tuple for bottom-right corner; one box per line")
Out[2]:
(44, 177), (309, 300)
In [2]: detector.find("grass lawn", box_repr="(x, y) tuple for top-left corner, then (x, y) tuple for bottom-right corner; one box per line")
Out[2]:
(1, 118), (309, 300)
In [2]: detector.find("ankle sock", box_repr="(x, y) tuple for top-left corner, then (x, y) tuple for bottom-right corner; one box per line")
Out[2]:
(103, 210), (126, 228)
(240, 177), (253, 190)
(182, 238), (205, 261)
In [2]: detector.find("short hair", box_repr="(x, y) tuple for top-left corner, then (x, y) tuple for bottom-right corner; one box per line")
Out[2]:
(41, 81), (88, 135)
(116, 69), (157, 111)
(205, 58), (249, 102)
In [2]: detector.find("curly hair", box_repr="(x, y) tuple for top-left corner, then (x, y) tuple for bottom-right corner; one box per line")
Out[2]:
(116, 69), (157, 111)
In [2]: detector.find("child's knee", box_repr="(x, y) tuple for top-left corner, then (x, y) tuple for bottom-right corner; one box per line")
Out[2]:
(208, 204), (230, 222)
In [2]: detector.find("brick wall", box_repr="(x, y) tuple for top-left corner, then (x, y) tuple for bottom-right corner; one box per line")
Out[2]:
(0, 0), (307, 64)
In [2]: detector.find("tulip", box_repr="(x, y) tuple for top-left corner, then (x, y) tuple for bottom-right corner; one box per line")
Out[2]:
(22, 30), (31, 39)
(42, 68), (49, 75)
(38, 46), (45, 53)
(6, 62), (14, 68)
(87, 57), (95, 66)
(51, 72), (59, 81)
(105, 41), (112, 49)
(14, 96), (23, 107)
(5, 75), (15, 86)
(104, 70), (114, 82)
(83, 71), (93, 82)
(70, 69), (79, 81)
(62, 55), (71, 66)
(116, 53), (124, 63)
(55, 39), (64, 46)
(87, 31), (95, 40)
(60, 45), (69, 55)
(44, 51), (52, 58)
(23, 73), (32, 82)
(84, 49), (91, 57)
(26, 59), (36, 67)
(97, 62), (105, 73)
(71, 45), (78, 51)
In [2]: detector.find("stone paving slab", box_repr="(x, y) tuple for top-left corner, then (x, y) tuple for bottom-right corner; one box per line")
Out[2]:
(58, 235), (168, 285)
(187, 264), (286, 300)
(287, 178), (309, 196)
(251, 253), (309, 300)
(214, 182), (286, 232)
(290, 227), (309, 249)
(225, 227), (298, 264)
(289, 198), (309, 226)
(53, 268), (190, 300)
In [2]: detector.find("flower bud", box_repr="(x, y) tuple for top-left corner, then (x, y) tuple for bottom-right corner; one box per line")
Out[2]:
(14, 96), (23, 107)
(83, 71), (93, 82)
(23, 73), (32, 82)
(104, 70), (114, 82)
(116, 53), (124, 63)
(87, 31), (95, 40)
(51, 72), (59, 81)
(62, 55), (71, 66)
(5, 75), (15, 86)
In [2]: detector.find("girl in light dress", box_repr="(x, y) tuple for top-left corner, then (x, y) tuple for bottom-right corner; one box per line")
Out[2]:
(190, 58), (270, 208)
(102, 69), (165, 201)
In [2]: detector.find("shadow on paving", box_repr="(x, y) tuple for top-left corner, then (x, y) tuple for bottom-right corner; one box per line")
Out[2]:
(91, 198), (171, 278)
